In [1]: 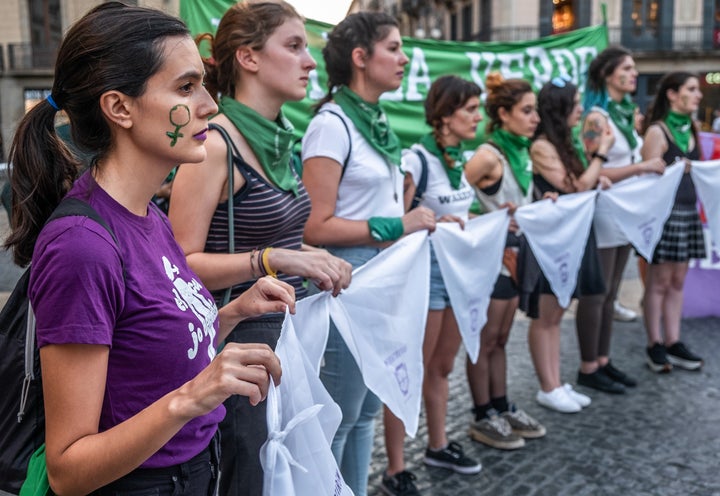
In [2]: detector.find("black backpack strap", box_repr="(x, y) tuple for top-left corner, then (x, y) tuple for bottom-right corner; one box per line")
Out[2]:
(318, 109), (352, 180)
(208, 123), (236, 307)
(410, 149), (429, 210)
(48, 197), (119, 246)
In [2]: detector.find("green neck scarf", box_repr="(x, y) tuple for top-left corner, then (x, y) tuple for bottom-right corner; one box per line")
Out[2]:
(419, 134), (465, 189)
(571, 126), (589, 169)
(607, 96), (638, 150)
(218, 96), (298, 195)
(489, 128), (532, 195)
(664, 110), (692, 154)
(333, 86), (402, 167)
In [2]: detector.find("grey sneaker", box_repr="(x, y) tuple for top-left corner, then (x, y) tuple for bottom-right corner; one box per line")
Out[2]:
(469, 409), (525, 450)
(501, 404), (546, 439)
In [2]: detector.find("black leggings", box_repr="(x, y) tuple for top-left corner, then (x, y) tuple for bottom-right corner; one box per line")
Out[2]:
(575, 245), (631, 362)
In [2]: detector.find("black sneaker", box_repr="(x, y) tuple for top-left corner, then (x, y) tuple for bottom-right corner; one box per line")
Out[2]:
(577, 369), (625, 394)
(646, 343), (672, 373)
(380, 470), (420, 496)
(423, 441), (481, 475)
(666, 342), (703, 370)
(601, 361), (637, 387)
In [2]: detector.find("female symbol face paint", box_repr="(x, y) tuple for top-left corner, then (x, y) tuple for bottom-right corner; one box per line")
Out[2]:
(166, 104), (191, 147)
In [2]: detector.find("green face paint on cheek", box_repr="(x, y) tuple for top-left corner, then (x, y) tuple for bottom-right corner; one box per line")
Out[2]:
(166, 104), (191, 147)
(619, 75), (627, 85)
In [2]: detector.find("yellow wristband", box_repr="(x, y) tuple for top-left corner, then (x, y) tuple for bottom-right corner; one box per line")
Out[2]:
(261, 247), (277, 278)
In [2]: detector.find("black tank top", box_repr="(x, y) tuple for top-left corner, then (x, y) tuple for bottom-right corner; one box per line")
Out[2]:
(661, 127), (699, 206)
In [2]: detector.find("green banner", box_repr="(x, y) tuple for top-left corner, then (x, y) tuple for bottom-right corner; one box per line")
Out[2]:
(179, 1), (607, 147)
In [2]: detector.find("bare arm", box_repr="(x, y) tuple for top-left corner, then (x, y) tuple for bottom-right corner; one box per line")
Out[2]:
(170, 127), (351, 295)
(42, 341), (280, 496)
(582, 110), (665, 182)
(302, 157), (436, 247)
(530, 136), (611, 193)
(463, 146), (504, 190)
(640, 124), (669, 161)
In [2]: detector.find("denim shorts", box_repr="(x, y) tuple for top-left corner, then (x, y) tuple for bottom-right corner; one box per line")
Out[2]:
(429, 247), (450, 310)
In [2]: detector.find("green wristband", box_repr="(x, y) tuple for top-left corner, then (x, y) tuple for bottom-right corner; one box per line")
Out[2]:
(368, 217), (404, 242)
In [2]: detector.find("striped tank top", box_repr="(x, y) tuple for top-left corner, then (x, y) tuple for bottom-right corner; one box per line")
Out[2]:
(204, 150), (311, 304)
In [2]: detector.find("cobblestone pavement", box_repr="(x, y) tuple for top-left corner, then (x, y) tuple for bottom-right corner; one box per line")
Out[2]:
(368, 306), (720, 496)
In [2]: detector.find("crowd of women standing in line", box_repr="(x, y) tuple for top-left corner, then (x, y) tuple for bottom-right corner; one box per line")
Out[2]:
(4, 2), (708, 496)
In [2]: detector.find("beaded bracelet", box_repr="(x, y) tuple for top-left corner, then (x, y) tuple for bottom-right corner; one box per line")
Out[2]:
(261, 247), (277, 278)
(249, 248), (259, 279)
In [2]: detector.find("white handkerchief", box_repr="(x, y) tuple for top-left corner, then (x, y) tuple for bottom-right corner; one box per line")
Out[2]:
(691, 159), (720, 247)
(596, 163), (684, 260)
(430, 210), (510, 363)
(514, 191), (597, 308)
(329, 232), (430, 437)
(291, 292), (331, 375)
(261, 312), (351, 496)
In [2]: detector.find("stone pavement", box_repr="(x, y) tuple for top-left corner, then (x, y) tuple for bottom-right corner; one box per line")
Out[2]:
(367, 284), (720, 495)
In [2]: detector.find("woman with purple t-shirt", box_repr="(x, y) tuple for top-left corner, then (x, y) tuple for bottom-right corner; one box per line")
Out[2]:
(5, 4), (292, 495)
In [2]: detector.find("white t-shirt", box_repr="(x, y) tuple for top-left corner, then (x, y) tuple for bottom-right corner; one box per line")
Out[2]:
(302, 103), (404, 220)
(403, 144), (474, 221)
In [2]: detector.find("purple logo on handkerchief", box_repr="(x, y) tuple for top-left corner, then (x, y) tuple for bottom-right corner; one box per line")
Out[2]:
(639, 217), (656, 247)
(394, 363), (410, 396)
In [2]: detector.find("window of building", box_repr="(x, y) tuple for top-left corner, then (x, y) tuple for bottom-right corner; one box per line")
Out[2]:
(462, 4), (472, 40)
(714, 0), (720, 47)
(29, 0), (62, 68)
(631, 0), (660, 36)
(621, 0), (671, 50)
(24, 88), (52, 114)
(552, 0), (576, 34)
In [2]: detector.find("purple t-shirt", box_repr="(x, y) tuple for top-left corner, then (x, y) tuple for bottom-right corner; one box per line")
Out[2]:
(29, 171), (224, 468)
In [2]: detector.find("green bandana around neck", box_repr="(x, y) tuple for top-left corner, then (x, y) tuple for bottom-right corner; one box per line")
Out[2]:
(489, 128), (532, 195)
(419, 134), (465, 189)
(333, 86), (402, 168)
(664, 110), (692, 154)
(607, 96), (638, 150)
(218, 96), (298, 195)
(571, 126), (589, 169)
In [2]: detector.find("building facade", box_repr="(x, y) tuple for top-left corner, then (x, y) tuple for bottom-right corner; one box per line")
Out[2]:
(382, 0), (720, 128)
(0, 0), (180, 161)
(2, 0), (719, 159)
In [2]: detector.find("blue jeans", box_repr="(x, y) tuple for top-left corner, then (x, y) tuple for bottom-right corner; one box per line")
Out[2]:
(322, 246), (383, 496)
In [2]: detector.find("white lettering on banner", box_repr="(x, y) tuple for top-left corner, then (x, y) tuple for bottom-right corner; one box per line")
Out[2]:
(526, 46), (555, 90)
(549, 49), (579, 82)
(496, 52), (526, 80)
(405, 47), (432, 101)
(464, 46), (598, 95)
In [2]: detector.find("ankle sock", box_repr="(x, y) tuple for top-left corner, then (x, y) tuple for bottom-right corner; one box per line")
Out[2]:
(473, 402), (492, 421)
(491, 395), (509, 413)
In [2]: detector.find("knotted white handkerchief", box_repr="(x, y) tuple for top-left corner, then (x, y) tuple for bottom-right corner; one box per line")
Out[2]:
(260, 312), (352, 496)
(596, 163), (684, 260)
(430, 210), (510, 363)
(514, 191), (597, 308)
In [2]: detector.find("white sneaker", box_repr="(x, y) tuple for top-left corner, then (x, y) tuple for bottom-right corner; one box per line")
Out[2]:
(536, 386), (581, 413)
(613, 300), (638, 322)
(563, 383), (591, 408)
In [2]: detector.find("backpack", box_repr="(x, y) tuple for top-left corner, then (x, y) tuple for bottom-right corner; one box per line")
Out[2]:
(0, 197), (119, 494)
(291, 109), (352, 179)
